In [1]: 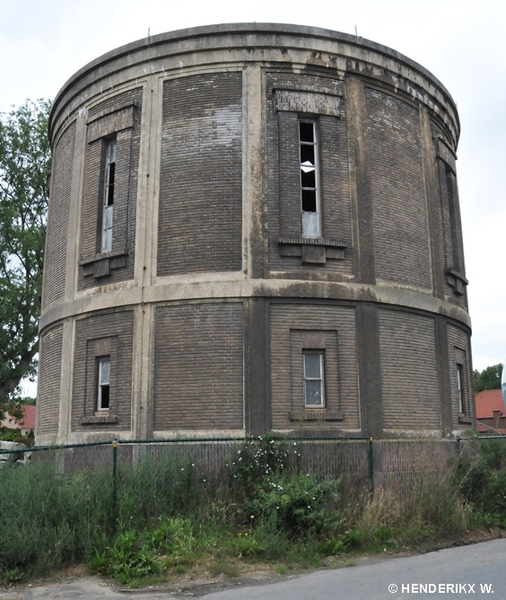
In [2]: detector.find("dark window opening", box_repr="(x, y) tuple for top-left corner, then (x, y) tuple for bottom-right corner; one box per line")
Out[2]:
(299, 121), (319, 237)
(97, 356), (111, 411)
(457, 363), (464, 414)
(106, 161), (115, 207)
(302, 189), (317, 213)
(445, 164), (461, 272)
(102, 139), (116, 253)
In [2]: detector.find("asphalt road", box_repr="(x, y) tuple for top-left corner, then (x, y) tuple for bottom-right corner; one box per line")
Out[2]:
(1, 538), (505, 600)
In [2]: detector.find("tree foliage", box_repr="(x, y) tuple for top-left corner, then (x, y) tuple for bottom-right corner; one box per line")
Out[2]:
(0, 99), (51, 419)
(474, 363), (503, 393)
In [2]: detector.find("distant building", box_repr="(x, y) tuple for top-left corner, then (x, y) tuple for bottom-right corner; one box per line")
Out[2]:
(476, 390), (506, 434)
(2, 405), (36, 437)
(37, 24), (473, 446)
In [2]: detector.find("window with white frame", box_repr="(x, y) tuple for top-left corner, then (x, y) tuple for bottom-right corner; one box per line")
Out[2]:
(299, 121), (320, 238)
(97, 356), (111, 411)
(101, 139), (116, 253)
(457, 362), (465, 414)
(303, 351), (325, 407)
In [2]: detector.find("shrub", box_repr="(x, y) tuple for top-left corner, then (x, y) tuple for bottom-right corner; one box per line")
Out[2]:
(245, 473), (341, 538)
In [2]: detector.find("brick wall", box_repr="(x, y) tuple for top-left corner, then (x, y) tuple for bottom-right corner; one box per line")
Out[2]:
(366, 88), (431, 289)
(48, 437), (461, 499)
(42, 122), (76, 308)
(157, 72), (243, 276)
(431, 120), (468, 309)
(447, 323), (474, 426)
(72, 310), (134, 431)
(37, 325), (64, 435)
(270, 303), (359, 430)
(375, 439), (458, 493)
(378, 309), (440, 430)
(79, 88), (143, 290)
(265, 71), (353, 278)
(153, 302), (244, 430)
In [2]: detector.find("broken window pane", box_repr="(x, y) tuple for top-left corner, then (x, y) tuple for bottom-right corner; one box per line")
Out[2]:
(301, 169), (316, 189)
(302, 189), (317, 212)
(300, 145), (315, 166)
(106, 162), (115, 206)
(299, 121), (314, 143)
(457, 363), (464, 414)
(101, 138), (116, 253)
(299, 121), (320, 237)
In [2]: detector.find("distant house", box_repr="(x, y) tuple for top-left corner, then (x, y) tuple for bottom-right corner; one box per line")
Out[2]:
(1, 405), (36, 437)
(475, 390), (506, 434)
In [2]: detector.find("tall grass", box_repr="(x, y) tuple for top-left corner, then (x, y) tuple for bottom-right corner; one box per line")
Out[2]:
(0, 456), (111, 578)
(1, 436), (504, 585)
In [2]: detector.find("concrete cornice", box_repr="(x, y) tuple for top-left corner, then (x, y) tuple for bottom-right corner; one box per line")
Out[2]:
(49, 23), (459, 146)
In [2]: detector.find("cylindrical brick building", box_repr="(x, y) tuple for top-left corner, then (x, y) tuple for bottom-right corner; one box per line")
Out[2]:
(37, 23), (473, 445)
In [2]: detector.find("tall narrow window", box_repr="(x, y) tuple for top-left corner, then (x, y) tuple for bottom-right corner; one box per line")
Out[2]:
(303, 351), (325, 407)
(102, 139), (116, 253)
(445, 164), (462, 273)
(457, 363), (464, 414)
(97, 356), (111, 411)
(299, 121), (320, 237)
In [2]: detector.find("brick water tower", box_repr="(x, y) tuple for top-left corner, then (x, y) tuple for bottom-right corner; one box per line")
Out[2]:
(37, 24), (473, 445)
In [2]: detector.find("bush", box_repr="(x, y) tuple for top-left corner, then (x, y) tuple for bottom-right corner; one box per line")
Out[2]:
(3, 435), (506, 585)
(245, 474), (341, 538)
(457, 437), (506, 526)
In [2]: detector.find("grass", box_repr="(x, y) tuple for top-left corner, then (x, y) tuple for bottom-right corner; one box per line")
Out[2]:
(0, 435), (505, 586)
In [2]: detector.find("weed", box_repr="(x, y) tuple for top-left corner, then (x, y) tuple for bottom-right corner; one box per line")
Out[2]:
(209, 561), (239, 577)
(1, 435), (506, 585)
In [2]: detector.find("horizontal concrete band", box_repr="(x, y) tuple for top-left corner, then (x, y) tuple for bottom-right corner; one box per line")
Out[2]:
(39, 277), (471, 333)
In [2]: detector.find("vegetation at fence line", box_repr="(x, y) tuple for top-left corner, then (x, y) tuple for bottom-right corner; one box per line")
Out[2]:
(1, 435), (506, 586)
(456, 436), (506, 527)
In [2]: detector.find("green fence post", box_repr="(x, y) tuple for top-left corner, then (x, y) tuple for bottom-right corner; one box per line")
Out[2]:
(112, 439), (118, 531)
(368, 437), (374, 495)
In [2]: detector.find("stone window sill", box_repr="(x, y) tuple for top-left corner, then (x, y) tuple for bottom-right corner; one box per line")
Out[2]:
(278, 237), (347, 265)
(289, 410), (344, 421)
(458, 414), (473, 425)
(445, 269), (468, 296)
(79, 249), (128, 278)
(81, 414), (119, 425)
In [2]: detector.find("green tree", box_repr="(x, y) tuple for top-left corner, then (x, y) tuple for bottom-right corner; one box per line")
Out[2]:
(0, 99), (51, 420)
(474, 363), (503, 393)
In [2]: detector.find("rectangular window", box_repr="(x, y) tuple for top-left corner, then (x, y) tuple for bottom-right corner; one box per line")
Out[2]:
(303, 351), (325, 407)
(299, 121), (320, 238)
(101, 139), (116, 253)
(457, 363), (464, 414)
(445, 164), (462, 273)
(97, 356), (111, 411)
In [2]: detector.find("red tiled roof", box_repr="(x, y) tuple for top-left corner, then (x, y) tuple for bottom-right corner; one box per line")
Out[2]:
(20, 405), (36, 429)
(1, 405), (36, 430)
(475, 389), (505, 419)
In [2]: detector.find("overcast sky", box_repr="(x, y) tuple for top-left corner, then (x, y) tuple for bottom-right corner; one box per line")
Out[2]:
(1, 0), (505, 377)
